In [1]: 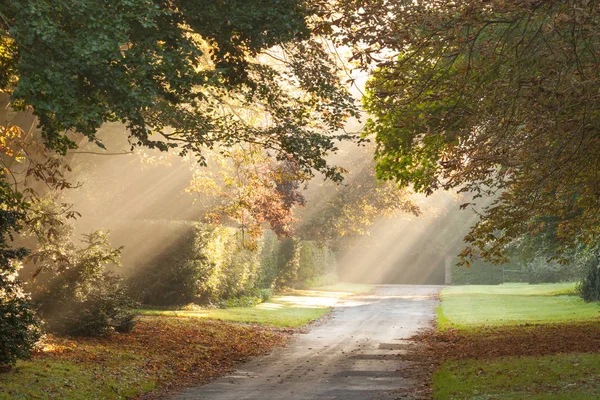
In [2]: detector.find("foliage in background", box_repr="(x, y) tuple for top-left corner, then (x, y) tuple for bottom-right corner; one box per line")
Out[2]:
(452, 254), (588, 286)
(126, 222), (337, 307)
(452, 260), (504, 286)
(297, 144), (419, 249)
(186, 145), (307, 246)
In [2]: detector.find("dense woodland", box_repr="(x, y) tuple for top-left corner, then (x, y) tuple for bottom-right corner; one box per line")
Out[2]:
(2, 0), (600, 371)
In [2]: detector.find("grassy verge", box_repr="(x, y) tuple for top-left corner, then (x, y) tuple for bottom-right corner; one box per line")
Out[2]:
(438, 283), (600, 330)
(431, 283), (600, 400)
(0, 317), (286, 400)
(139, 282), (372, 327)
(0, 358), (155, 400)
(435, 353), (600, 400)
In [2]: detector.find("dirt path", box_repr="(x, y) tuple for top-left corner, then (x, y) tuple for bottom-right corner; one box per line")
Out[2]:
(173, 285), (442, 400)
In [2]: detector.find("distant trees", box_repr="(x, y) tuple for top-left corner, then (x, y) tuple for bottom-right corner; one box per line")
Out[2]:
(296, 144), (419, 249)
(186, 145), (308, 246)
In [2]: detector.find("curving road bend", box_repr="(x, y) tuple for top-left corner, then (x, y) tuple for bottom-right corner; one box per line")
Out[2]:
(174, 285), (442, 400)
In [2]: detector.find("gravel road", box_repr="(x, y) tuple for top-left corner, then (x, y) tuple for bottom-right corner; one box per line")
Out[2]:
(174, 285), (442, 400)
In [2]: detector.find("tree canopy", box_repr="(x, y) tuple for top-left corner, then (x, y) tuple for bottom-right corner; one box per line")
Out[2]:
(345, 0), (600, 261)
(1, 0), (357, 179)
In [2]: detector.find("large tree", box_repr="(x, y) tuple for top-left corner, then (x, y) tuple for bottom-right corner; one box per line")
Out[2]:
(331, 0), (600, 262)
(1, 0), (357, 177)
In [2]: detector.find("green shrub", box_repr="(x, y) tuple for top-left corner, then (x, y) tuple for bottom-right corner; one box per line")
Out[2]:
(275, 238), (301, 288)
(276, 240), (337, 289)
(41, 270), (137, 336)
(0, 261), (41, 368)
(452, 259), (504, 285)
(0, 204), (41, 368)
(297, 241), (337, 286)
(127, 223), (276, 306)
(451, 256), (585, 285)
(256, 230), (281, 289)
(127, 223), (200, 306)
(125, 222), (338, 306)
(578, 261), (600, 302)
(35, 231), (136, 336)
(526, 257), (585, 284)
(194, 224), (264, 303)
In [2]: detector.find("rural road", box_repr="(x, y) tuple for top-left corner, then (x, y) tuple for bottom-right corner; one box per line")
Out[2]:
(174, 285), (442, 400)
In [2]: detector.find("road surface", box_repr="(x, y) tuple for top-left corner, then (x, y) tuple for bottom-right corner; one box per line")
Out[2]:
(174, 285), (442, 400)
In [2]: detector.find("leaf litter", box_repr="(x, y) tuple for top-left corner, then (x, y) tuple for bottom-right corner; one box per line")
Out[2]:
(34, 316), (294, 398)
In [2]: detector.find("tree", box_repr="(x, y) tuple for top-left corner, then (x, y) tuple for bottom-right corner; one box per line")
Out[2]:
(296, 143), (419, 249)
(2, 0), (358, 178)
(331, 0), (600, 262)
(186, 144), (307, 246)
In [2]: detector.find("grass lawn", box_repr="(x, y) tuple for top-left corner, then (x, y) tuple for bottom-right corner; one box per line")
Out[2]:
(434, 353), (600, 400)
(139, 282), (372, 327)
(0, 358), (155, 400)
(438, 283), (600, 329)
(432, 282), (600, 400)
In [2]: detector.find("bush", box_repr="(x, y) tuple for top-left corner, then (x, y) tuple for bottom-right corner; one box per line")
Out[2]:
(126, 223), (201, 306)
(256, 230), (282, 289)
(452, 258), (505, 285)
(41, 270), (136, 336)
(296, 241), (337, 288)
(35, 231), (137, 336)
(275, 238), (301, 288)
(125, 222), (339, 306)
(0, 203), (41, 368)
(275, 240), (337, 289)
(0, 261), (41, 368)
(127, 223), (271, 306)
(579, 260), (600, 302)
(526, 257), (585, 284)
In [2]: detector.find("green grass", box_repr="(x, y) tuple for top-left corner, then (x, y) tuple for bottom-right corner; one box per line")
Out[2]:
(439, 283), (600, 329)
(434, 283), (600, 399)
(0, 358), (154, 400)
(434, 353), (600, 400)
(140, 283), (373, 327)
(140, 305), (329, 327)
(443, 282), (579, 296)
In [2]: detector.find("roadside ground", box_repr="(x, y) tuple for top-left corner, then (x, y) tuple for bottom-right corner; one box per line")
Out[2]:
(0, 283), (370, 400)
(412, 283), (600, 399)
